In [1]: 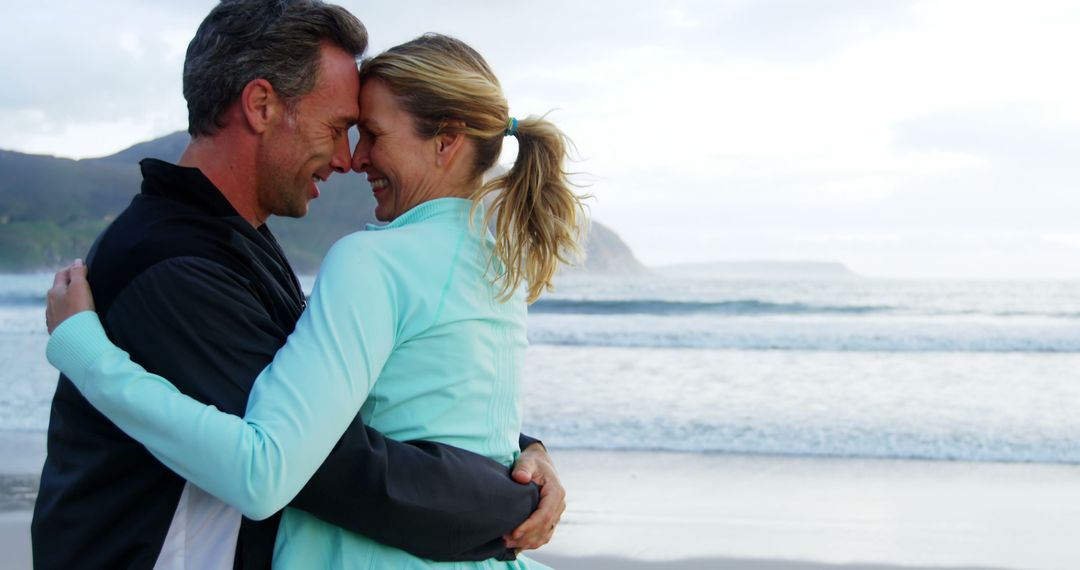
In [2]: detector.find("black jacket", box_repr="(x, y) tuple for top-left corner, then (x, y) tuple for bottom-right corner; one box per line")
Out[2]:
(32, 159), (539, 570)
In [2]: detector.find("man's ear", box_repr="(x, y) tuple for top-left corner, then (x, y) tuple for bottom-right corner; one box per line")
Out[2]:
(240, 78), (280, 134)
(434, 120), (467, 168)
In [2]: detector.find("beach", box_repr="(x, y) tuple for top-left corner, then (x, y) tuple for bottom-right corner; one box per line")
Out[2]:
(4, 430), (1078, 569)
(5, 274), (1080, 568)
(527, 451), (1080, 570)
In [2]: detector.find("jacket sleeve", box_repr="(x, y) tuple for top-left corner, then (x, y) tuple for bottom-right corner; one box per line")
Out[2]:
(53, 250), (537, 561)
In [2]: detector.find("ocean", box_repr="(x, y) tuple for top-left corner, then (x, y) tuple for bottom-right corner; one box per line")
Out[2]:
(3, 272), (1079, 464)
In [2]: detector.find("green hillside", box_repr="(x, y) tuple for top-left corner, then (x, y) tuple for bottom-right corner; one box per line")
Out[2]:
(0, 132), (646, 274)
(0, 135), (377, 273)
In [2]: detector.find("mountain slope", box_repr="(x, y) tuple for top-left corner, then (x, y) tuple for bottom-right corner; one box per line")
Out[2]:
(0, 132), (645, 274)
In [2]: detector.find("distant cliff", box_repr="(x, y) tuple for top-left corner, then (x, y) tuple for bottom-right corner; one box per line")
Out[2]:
(571, 220), (648, 275)
(0, 132), (645, 275)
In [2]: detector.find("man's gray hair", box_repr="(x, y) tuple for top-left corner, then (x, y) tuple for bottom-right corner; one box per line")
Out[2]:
(183, 0), (367, 137)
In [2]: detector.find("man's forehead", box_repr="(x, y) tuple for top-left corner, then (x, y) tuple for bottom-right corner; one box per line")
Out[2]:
(298, 89), (357, 124)
(336, 112), (359, 126)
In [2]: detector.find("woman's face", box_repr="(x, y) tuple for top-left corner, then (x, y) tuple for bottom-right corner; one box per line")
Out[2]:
(351, 77), (441, 222)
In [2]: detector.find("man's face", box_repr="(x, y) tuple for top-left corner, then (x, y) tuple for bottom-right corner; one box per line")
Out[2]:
(255, 42), (359, 220)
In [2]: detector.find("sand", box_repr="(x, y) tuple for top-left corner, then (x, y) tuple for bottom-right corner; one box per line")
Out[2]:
(526, 450), (1080, 569)
(4, 431), (1079, 569)
(528, 554), (1007, 570)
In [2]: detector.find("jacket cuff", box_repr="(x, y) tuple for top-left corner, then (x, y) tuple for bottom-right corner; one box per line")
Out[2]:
(46, 311), (116, 382)
(519, 433), (544, 452)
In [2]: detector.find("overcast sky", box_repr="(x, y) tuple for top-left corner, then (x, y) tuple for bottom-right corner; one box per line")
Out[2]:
(3, 0), (1079, 278)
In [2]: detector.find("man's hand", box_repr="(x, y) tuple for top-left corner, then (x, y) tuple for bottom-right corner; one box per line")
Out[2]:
(46, 259), (95, 334)
(504, 443), (565, 551)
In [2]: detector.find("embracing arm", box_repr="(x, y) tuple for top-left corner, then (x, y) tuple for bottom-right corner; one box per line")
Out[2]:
(48, 241), (396, 519)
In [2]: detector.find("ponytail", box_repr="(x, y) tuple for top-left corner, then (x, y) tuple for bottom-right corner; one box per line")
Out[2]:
(472, 115), (588, 303)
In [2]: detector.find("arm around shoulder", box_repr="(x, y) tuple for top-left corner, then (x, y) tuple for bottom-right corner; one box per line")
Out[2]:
(45, 252), (400, 519)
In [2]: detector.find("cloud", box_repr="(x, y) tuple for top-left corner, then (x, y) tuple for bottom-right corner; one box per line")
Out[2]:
(670, 0), (915, 63)
(892, 107), (1080, 170)
(885, 106), (1080, 236)
(348, 0), (915, 69)
(3, 0), (1080, 277)
(1043, 234), (1080, 249)
(0, 1), (207, 156)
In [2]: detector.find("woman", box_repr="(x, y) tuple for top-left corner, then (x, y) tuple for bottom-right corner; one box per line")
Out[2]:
(45, 34), (584, 569)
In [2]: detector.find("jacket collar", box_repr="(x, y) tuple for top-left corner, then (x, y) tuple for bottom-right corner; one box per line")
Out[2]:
(139, 158), (241, 219)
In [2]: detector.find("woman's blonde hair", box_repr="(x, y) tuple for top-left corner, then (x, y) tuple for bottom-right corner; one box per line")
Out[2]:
(358, 33), (587, 303)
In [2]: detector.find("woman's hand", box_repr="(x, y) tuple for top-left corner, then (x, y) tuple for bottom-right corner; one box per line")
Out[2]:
(46, 259), (96, 334)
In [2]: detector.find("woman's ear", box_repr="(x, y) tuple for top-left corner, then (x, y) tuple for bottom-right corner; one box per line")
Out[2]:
(434, 120), (468, 168)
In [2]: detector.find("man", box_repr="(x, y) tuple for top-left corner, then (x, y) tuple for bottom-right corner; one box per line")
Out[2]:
(32, 1), (563, 569)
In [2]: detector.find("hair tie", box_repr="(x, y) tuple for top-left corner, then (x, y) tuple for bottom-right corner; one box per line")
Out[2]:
(504, 117), (518, 137)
